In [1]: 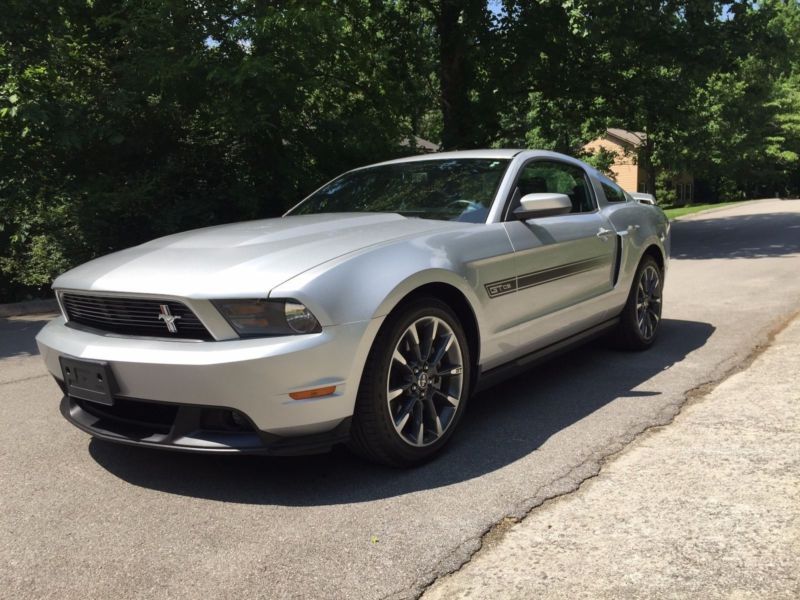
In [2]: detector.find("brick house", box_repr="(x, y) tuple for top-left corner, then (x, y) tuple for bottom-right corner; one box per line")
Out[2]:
(584, 128), (695, 203)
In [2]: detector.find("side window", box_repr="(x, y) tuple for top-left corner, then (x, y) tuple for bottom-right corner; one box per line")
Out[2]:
(600, 178), (627, 203)
(514, 161), (595, 214)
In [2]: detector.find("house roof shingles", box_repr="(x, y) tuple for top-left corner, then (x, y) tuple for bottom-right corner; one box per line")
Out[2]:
(606, 128), (647, 147)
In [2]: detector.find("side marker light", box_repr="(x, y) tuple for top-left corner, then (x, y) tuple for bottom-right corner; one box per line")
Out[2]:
(289, 386), (337, 400)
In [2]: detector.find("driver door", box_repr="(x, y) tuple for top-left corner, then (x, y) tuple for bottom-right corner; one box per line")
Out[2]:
(501, 159), (618, 351)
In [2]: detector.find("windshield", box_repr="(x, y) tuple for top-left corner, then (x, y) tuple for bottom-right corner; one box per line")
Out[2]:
(289, 159), (510, 222)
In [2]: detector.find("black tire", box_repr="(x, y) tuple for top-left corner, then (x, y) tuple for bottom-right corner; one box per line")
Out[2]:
(348, 297), (472, 467)
(611, 254), (664, 350)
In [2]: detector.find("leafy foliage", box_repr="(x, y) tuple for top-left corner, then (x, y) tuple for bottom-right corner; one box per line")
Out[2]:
(1, 0), (799, 300)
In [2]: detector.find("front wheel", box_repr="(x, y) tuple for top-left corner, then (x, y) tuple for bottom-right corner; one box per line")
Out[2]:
(348, 298), (471, 467)
(611, 255), (664, 350)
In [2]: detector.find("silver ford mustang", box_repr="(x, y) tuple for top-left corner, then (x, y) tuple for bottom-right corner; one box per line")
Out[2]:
(36, 149), (669, 466)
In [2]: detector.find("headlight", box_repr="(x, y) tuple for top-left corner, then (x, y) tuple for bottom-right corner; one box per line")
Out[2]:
(213, 299), (321, 337)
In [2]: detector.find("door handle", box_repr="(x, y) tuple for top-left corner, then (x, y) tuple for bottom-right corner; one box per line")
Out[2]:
(617, 224), (639, 237)
(596, 227), (614, 240)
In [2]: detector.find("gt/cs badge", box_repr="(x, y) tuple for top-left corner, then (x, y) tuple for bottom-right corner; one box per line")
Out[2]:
(485, 278), (517, 298)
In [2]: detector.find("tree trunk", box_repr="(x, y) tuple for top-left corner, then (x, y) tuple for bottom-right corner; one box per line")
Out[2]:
(436, 0), (471, 150)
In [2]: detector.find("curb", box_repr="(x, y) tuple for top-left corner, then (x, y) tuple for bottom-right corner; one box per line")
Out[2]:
(0, 299), (59, 318)
(669, 198), (777, 222)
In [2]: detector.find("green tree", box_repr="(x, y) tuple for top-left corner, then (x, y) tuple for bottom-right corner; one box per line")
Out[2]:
(1, 0), (799, 301)
(0, 0), (433, 300)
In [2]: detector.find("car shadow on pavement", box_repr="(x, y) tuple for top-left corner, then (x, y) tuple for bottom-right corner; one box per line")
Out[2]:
(89, 318), (715, 505)
(0, 315), (53, 359)
(671, 211), (800, 260)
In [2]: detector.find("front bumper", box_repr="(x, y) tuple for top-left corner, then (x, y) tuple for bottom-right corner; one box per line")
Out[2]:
(37, 316), (383, 452)
(59, 394), (352, 455)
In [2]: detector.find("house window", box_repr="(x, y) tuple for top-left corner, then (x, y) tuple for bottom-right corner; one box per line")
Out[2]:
(686, 182), (693, 202)
(638, 182), (648, 193)
(676, 183), (684, 202)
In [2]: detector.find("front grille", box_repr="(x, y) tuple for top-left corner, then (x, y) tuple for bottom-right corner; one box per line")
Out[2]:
(61, 293), (213, 340)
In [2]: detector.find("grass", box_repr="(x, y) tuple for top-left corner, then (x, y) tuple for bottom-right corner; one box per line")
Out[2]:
(661, 200), (744, 220)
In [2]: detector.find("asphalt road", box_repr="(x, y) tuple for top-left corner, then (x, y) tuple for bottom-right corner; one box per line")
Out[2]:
(2, 199), (799, 600)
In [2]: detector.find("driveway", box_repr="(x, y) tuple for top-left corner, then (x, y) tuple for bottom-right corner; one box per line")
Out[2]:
(1, 199), (799, 600)
(423, 313), (800, 599)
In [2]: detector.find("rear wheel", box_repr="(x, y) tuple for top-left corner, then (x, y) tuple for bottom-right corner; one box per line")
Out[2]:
(611, 254), (663, 350)
(349, 298), (471, 467)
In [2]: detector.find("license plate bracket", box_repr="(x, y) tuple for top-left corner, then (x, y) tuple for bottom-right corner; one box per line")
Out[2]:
(59, 356), (116, 406)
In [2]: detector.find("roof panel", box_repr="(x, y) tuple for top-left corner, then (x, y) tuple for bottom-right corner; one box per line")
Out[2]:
(365, 149), (525, 168)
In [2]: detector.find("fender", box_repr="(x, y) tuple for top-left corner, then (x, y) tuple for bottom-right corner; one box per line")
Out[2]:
(270, 239), (488, 332)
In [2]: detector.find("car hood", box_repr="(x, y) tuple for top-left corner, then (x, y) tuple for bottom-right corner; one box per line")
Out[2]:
(53, 213), (461, 298)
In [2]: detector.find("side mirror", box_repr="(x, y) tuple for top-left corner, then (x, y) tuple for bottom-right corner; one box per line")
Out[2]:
(631, 193), (656, 206)
(513, 193), (572, 220)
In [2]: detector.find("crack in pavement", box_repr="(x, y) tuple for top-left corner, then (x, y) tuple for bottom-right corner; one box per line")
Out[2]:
(0, 373), (49, 387)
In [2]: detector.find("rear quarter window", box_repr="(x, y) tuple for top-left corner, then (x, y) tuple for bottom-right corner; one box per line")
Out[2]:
(600, 179), (628, 203)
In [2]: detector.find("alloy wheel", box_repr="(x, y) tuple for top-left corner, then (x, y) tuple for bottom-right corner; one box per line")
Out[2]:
(386, 316), (464, 447)
(636, 264), (662, 340)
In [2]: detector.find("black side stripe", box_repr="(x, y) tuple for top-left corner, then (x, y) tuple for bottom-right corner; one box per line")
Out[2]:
(484, 255), (612, 299)
(517, 255), (610, 290)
